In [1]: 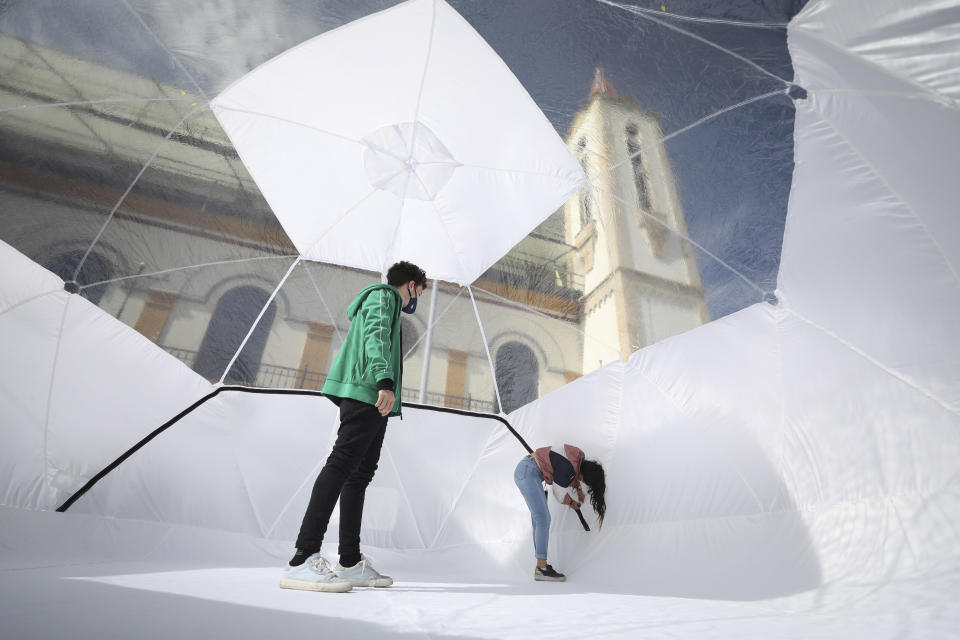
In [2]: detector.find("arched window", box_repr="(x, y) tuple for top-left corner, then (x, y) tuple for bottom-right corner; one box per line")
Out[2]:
(45, 250), (113, 306)
(193, 286), (276, 384)
(495, 341), (539, 414)
(625, 123), (651, 211)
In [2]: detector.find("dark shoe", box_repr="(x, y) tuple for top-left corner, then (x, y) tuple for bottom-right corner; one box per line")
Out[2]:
(534, 564), (566, 582)
(287, 548), (316, 570)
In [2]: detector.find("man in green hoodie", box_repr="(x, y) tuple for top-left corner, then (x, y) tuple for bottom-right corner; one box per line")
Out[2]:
(280, 261), (427, 593)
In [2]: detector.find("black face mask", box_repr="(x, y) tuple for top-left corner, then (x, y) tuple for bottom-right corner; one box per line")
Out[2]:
(402, 284), (418, 314)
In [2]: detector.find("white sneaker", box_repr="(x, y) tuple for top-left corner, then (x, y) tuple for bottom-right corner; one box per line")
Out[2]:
(334, 556), (393, 588)
(279, 553), (352, 592)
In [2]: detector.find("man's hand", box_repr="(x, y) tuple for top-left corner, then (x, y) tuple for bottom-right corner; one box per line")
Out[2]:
(375, 389), (395, 416)
(570, 501), (581, 510)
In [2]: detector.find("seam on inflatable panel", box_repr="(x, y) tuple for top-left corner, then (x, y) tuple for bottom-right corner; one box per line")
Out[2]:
(784, 308), (960, 417)
(597, 0), (792, 86)
(264, 460), (320, 540)
(380, 170), (413, 275)
(0, 289), (62, 319)
(772, 309), (790, 512)
(210, 105), (367, 146)
(226, 421), (269, 539)
(806, 97), (960, 288)
(426, 419), (504, 549)
(409, 0), (437, 142)
(120, 0), (207, 99)
(264, 440), (331, 540)
(41, 295), (70, 509)
(792, 28), (960, 112)
(302, 188), (385, 257)
(73, 106), (203, 283)
(630, 354), (769, 515)
(78, 255), (299, 290)
(383, 446), (428, 549)
(424, 195), (471, 286)
(888, 498), (920, 568)
(808, 88), (957, 105)
(775, 94), (807, 297)
(0, 97), (204, 114)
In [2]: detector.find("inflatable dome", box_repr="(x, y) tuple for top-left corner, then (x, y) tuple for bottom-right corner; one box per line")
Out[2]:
(1, 0), (958, 637)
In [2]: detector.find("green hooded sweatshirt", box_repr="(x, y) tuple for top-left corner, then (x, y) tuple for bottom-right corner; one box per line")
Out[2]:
(322, 283), (403, 417)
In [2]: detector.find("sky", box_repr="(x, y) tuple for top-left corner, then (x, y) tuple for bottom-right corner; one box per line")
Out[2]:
(1, 0), (810, 319)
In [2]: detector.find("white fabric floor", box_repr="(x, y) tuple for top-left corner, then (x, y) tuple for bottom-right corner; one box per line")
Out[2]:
(3, 507), (958, 640)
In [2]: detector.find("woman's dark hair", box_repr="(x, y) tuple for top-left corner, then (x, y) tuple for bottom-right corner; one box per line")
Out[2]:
(580, 459), (606, 528)
(386, 261), (427, 289)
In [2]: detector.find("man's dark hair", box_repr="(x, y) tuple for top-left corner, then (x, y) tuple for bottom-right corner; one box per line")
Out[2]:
(386, 261), (427, 289)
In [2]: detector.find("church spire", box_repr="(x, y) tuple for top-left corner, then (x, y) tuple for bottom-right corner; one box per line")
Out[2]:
(589, 66), (618, 99)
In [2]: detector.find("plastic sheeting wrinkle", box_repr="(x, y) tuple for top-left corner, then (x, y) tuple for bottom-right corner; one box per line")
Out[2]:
(792, 27), (960, 112)
(783, 307), (960, 417)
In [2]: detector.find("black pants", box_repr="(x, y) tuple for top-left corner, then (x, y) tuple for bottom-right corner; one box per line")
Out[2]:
(295, 397), (388, 565)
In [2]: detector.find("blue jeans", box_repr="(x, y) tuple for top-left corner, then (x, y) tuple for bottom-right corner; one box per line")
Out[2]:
(514, 456), (549, 560)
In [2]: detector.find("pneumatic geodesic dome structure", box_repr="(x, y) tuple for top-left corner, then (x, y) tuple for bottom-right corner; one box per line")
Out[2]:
(1, 0), (959, 638)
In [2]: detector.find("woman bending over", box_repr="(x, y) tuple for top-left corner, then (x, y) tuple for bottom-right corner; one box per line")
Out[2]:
(513, 443), (606, 581)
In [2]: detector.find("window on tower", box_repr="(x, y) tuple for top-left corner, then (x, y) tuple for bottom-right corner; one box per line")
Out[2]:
(576, 137), (594, 227)
(625, 123), (651, 212)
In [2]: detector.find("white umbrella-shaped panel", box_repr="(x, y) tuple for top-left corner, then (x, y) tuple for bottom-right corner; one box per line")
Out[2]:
(211, 0), (584, 284)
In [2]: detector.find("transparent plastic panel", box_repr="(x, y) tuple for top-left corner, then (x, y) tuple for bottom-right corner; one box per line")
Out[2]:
(0, 0), (206, 93)
(401, 282), (497, 414)
(1, 0), (803, 405)
(75, 254), (298, 383)
(83, 106), (292, 283)
(0, 99), (205, 291)
(227, 260), (379, 390)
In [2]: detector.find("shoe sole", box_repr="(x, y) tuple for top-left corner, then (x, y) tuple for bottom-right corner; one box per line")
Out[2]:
(534, 575), (566, 582)
(344, 576), (393, 588)
(279, 578), (352, 592)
